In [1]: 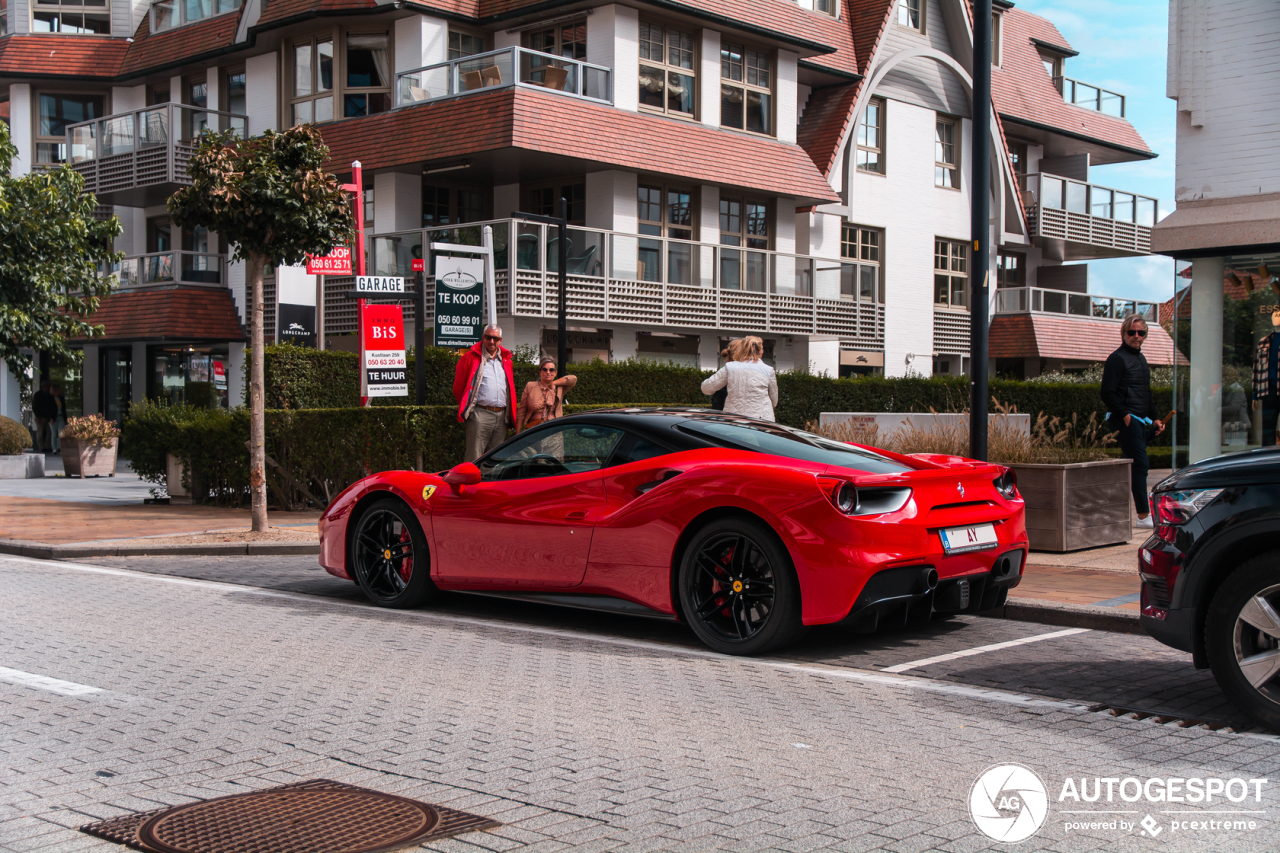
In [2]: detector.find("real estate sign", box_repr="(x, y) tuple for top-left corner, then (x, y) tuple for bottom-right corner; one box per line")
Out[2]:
(433, 256), (485, 348)
(363, 304), (408, 398)
(306, 246), (352, 275)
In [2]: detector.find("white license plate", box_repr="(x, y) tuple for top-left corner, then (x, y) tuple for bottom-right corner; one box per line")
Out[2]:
(939, 523), (999, 554)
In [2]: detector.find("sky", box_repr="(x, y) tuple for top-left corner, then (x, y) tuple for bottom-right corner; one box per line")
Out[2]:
(1011, 0), (1178, 306)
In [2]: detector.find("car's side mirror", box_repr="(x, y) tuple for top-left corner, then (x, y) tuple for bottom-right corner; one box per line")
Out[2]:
(443, 462), (482, 487)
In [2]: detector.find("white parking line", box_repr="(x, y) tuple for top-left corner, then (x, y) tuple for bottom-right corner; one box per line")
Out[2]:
(882, 627), (1090, 672)
(0, 665), (103, 697)
(1, 556), (1090, 714)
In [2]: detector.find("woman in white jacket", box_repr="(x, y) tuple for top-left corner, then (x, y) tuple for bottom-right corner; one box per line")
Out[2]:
(700, 336), (779, 421)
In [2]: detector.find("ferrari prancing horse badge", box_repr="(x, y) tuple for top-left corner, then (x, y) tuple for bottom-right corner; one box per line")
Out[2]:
(422, 485), (436, 501)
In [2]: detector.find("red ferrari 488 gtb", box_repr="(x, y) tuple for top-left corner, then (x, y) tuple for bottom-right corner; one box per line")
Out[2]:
(319, 409), (1028, 654)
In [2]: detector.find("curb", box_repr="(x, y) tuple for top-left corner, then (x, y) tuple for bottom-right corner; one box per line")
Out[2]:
(980, 597), (1143, 634)
(0, 539), (320, 559)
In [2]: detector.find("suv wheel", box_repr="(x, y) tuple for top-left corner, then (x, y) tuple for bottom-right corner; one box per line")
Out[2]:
(1205, 554), (1280, 732)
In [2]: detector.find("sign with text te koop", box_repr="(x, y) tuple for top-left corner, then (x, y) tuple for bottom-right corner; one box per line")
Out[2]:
(363, 304), (408, 398)
(433, 256), (484, 348)
(306, 246), (352, 275)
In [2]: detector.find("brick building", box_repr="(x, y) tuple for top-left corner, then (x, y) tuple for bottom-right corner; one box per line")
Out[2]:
(0, 0), (1166, 419)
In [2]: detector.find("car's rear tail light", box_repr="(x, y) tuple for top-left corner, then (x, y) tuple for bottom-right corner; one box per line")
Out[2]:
(818, 476), (858, 514)
(817, 477), (911, 516)
(993, 468), (1018, 500)
(1154, 489), (1222, 542)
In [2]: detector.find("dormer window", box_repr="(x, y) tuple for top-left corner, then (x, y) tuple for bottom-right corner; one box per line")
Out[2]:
(1041, 52), (1064, 80)
(152, 0), (241, 33)
(33, 0), (109, 34)
(897, 0), (923, 32)
(796, 0), (838, 16)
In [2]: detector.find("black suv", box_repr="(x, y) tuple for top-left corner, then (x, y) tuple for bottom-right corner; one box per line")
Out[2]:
(1140, 448), (1280, 731)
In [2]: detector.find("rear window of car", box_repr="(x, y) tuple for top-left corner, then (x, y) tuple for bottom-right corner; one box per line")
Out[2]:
(676, 418), (911, 474)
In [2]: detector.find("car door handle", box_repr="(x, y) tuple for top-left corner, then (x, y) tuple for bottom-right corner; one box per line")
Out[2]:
(565, 510), (589, 520)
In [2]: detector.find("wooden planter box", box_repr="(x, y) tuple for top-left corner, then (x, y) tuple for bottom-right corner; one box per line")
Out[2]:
(62, 436), (118, 479)
(1009, 458), (1133, 552)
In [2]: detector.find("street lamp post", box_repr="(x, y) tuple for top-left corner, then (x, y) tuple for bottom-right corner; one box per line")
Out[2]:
(510, 199), (569, 377)
(970, 0), (993, 460)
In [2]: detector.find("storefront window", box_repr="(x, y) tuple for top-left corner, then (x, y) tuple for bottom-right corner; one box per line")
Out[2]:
(149, 346), (230, 409)
(1171, 256), (1280, 468)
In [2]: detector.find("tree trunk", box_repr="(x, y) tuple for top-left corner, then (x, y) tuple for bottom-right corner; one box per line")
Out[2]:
(247, 252), (268, 532)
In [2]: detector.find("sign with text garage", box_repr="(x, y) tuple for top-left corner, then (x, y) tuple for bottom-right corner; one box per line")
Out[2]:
(433, 256), (485, 348)
(362, 304), (408, 398)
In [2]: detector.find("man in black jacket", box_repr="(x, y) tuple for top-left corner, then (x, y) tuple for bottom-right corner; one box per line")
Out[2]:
(31, 381), (58, 453)
(1101, 315), (1165, 528)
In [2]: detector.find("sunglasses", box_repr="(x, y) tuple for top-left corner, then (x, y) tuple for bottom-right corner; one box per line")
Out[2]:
(483, 335), (502, 342)
(1126, 329), (1147, 338)
(540, 366), (557, 372)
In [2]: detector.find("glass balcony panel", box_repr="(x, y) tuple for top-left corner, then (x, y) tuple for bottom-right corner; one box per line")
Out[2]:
(1091, 297), (1113, 318)
(668, 242), (692, 285)
(1113, 193), (1135, 222)
(743, 251), (767, 292)
(144, 253), (174, 284)
(519, 50), (577, 94)
(1068, 294), (1091, 316)
(1073, 82), (1100, 109)
(1032, 289), (1042, 311)
(70, 124), (97, 163)
(795, 259), (813, 297)
(1091, 188), (1113, 219)
(1137, 302), (1156, 321)
(720, 248), (741, 290)
(609, 233), (638, 280)
(371, 235), (413, 277)
(1066, 181), (1087, 214)
(555, 228), (603, 276)
(181, 252), (222, 284)
(1040, 176), (1064, 209)
(583, 66), (609, 101)
(140, 108), (169, 147)
(1136, 197), (1157, 227)
(638, 238), (662, 282)
(1116, 300), (1137, 319)
(1099, 89), (1124, 117)
(102, 115), (135, 156)
(1043, 290), (1066, 313)
(516, 223), (542, 271)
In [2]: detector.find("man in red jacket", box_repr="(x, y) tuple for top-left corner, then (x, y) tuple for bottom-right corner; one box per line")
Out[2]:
(453, 324), (517, 462)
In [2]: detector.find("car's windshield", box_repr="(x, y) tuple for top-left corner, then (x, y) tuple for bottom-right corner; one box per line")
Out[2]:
(677, 417), (911, 474)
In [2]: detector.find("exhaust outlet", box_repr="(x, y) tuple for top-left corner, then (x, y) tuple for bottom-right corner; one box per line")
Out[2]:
(923, 567), (939, 591)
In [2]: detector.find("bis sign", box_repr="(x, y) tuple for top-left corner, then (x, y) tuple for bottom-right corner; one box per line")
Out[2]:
(362, 304), (407, 398)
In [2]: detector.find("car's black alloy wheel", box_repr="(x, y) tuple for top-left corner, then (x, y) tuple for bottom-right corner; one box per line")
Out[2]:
(679, 518), (803, 655)
(1206, 554), (1280, 732)
(351, 498), (438, 609)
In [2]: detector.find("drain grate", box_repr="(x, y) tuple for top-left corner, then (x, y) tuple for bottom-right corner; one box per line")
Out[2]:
(1087, 703), (1252, 733)
(80, 779), (500, 853)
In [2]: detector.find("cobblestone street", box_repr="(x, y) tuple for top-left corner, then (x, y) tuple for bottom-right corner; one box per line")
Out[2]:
(3, 554), (1279, 852)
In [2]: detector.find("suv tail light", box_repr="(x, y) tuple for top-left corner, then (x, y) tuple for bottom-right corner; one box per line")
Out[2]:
(1154, 489), (1222, 541)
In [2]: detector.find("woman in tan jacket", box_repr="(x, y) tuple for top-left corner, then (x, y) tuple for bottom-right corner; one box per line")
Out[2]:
(516, 357), (578, 432)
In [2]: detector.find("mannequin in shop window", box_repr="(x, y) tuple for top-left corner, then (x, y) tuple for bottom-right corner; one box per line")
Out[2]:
(1251, 309), (1280, 446)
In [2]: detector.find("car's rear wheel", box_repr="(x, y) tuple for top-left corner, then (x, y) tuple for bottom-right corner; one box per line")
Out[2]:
(1205, 554), (1280, 732)
(678, 517), (803, 655)
(350, 498), (438, 609)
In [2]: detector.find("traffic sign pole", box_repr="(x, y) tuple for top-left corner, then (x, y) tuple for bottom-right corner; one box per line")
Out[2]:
(352, 161), (368, 407)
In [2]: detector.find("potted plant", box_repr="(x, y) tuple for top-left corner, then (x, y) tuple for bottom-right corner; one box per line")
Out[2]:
(811, 405), (1130, 552)
(0, 415), (43, 478)
(60, 414), (121, 478)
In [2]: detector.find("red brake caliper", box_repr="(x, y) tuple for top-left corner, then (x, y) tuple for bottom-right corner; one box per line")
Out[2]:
(397, 529), (413, 581)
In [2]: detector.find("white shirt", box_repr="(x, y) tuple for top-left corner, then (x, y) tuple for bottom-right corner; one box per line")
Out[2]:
(476, 354), (508, 407)
(701, 360), (779, 421)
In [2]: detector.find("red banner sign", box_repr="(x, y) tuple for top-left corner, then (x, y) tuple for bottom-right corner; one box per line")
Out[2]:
(363, 304), (408, 398)
(306, 246), (352, 275)
(411, 258), (425, 272)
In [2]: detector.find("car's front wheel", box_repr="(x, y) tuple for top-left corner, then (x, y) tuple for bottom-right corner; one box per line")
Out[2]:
(678, 517), (803, 655)
(350, 498), (439, 609)
(1206, 554), (1280, 732)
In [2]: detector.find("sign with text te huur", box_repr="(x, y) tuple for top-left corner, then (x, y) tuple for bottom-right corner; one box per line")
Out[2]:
(363, 304), (408, 398)
(433, 256), (484, 348)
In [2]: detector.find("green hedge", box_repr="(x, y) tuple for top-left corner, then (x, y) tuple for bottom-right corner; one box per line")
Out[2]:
(122, 402), (702, 509)
(260, 345), (1171, 445)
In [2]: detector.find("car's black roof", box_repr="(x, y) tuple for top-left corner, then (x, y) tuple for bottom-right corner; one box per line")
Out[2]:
(549, 407), (783, 451)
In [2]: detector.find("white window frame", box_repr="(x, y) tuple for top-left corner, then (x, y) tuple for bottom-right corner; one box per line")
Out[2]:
(897, 0), (923, 32)
(935, 115), (960, 189)
(720, 41), (774, 137)
(840, 225), (883, 303)
(934, 238), (968, 308)
(638, 21), (697, 119)
(856, 97), (885, 175)
(32, 0), (110, 34)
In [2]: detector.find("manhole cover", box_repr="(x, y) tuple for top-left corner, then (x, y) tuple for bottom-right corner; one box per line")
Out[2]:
(80, 780), (500, 853)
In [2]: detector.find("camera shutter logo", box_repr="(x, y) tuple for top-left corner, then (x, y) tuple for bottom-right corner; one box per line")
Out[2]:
(969, 764), (1049, 842)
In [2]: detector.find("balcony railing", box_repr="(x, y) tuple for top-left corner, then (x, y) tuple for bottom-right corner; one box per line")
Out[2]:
(395, 47), (612, 107)
(368, 219), (883, 345)
(151, 0), (241, 33)
(1054, 76), (1125, 118)
(66, 104), (248, 205)
(1023, 172), (1157, 257)
(107, 251), (227, 289)
(994, 286), (1157, 322)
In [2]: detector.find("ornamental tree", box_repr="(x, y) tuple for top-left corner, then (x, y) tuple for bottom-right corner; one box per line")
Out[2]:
(169, 125), (354, 531)
(0, 121), (121, 379)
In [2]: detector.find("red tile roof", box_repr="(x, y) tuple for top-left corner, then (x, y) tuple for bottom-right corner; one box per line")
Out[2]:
(119, 12), (241, 77)
(990, 313), (1183, 365)
(993, 9), (1152, 158)
(320, 87), (841, 203)
(797, 82), (858, 177)
(76, 287), (245, 342)
(0, 35), (131, 80)
(1159, 271), (1268, 324)
(255, 0), (467, 29)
